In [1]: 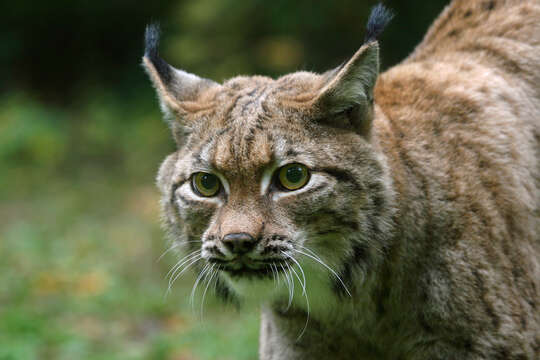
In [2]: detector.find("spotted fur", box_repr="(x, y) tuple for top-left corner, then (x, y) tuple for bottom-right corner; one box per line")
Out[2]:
(144, 1), (540, 359)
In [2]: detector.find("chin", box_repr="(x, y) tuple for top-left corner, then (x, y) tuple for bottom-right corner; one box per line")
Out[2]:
(220, 268), (285, 306)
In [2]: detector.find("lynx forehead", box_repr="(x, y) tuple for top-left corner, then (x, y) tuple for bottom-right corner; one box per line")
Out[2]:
(144, 1), (539, 359)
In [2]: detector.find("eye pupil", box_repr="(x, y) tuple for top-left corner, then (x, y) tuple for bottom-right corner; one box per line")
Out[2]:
(201, 173), (217, 189)
(286, 166), (304, 184)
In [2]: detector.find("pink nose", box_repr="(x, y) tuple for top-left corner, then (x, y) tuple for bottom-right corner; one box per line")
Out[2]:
(222, 232), (257, 255)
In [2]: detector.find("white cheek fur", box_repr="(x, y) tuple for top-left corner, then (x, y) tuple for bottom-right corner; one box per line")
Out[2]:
(177, 182), (223, 205)
(214, 172), (230, 196)
(260, 163), (280, 196)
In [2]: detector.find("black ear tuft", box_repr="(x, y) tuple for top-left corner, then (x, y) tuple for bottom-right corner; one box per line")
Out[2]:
(364, 3), (394, 43)
(144, 23), (160, 59)
(144, 23), (172, 83)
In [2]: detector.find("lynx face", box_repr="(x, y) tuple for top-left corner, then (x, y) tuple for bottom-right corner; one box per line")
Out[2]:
(144, 24), (395, 302)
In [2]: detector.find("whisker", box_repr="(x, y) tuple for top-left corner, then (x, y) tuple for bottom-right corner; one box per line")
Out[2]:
(166, 252), (201, 294)
(270, 261), (277, 288)
(157, 240), (202, 262)
(273, 263), (281, 286)
(284, 255), (310, 340)
(284, 261), (296, 302)
(287, 261), (304, 297)
(213, 265), (221, 293)
(301, 242), (367, 289)
(282, 252), (306, 295)
(296, 245), (323, 260)
(157, 243), (181, 263)
(167, 254), (203, 294)
(280, 263), (293, 309)
(166, 252), (202, 294)
(166, 249), (201, 280)
(293, 248), (351, 297)
(200, 264), (218, 319)
(190, 263), (211, 311)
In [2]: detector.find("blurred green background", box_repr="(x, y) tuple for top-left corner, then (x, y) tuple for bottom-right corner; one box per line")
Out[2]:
(0, 1), (448, 359)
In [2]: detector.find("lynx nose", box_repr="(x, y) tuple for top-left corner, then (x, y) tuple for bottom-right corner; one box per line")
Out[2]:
(222, 232), (257, 255)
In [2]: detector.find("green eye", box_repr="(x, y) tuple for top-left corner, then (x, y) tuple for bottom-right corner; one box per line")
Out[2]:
(192, 172), (220, 197)
(278, 163), (310, 191)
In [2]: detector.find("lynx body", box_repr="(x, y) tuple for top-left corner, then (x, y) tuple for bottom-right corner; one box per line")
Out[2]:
(144, 1), (540, 358)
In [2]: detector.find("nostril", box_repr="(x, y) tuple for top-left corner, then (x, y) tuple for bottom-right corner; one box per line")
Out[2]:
(222, 232), (257, 255)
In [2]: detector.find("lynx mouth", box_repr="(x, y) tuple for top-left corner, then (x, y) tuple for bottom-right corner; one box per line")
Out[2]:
(208, 258), (290, 279)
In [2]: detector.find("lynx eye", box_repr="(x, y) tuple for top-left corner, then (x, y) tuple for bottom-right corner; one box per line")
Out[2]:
(192, 172), (220, 197)
(278, 163), (310, 191)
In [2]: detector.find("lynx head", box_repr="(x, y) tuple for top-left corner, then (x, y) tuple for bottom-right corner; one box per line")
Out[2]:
(144, 5), (395, 304)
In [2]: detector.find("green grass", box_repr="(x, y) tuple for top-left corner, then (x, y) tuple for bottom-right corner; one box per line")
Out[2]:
(0, 94), (259, 360)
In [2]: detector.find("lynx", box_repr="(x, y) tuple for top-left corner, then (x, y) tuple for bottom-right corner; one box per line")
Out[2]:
(143, 1), (539, 359)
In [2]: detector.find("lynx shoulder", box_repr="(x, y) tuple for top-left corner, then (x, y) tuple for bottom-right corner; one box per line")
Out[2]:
(143, 1), (540, 359)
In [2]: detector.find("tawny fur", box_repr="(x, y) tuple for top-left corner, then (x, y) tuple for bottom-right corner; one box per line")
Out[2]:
(144, 1), (540, 359)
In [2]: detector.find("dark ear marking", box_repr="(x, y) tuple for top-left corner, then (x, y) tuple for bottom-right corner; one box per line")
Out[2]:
(142, 23), (218, 107)
(144, 23), (172, 84)
(364, 3), (395, 43)
(142, 23), (221, 146)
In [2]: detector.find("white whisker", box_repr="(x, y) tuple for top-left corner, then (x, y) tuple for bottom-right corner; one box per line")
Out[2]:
(213, 265), (221, 293)
(270, 262), (277, 287)
(157, 240), (202, 262)
(294, 248), (351, 297)
(282, 252), (306, 295)
(284, 261), (295, 301)
(167, 254), (203, 295)
(283, 254), (310, 340)
(166, 253), (202, 294)
(200, 264), (218, 319)
(157, 243), (181, 262)
(280, 263), (293, 309)
(166, 249), (201, 280)
(296, 245), (322, 260)
(190, 263), (211, 311)
(273, 263), (281, 286)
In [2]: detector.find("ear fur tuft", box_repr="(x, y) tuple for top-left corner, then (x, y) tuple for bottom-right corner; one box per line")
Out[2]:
(142, 24), (220, 145)
(144, 23), (172, 83)
(144, 23), (160, 59)
(364, 3), (394, 43)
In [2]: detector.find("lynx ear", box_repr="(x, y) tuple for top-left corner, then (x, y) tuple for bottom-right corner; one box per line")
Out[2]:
(142, 24), (218, 140)
(313, 3), (393, 136)
(313, 42), (379, 136)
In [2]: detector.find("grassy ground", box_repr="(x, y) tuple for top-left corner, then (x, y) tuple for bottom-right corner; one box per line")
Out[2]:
(0, 94), (259, 360)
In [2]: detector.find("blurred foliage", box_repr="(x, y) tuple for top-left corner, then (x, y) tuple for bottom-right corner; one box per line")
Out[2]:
(0, 0), (448, 359)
